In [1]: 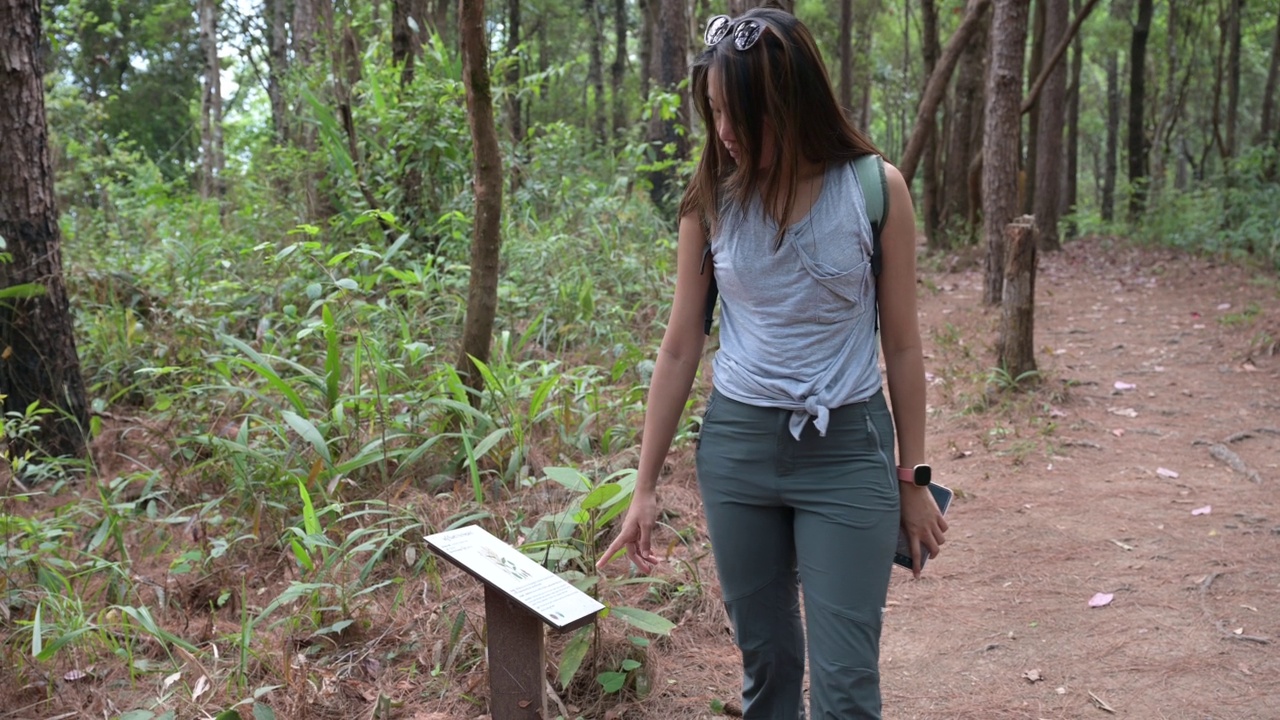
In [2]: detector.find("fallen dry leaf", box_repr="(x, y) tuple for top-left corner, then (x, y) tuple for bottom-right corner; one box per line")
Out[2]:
(1023, 668), (1043, 683)
(192, 674), (210, 701)
(1108, 407), (1139, 418)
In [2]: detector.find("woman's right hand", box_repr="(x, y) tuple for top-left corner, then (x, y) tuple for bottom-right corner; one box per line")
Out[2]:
(597, 491), (660, 574)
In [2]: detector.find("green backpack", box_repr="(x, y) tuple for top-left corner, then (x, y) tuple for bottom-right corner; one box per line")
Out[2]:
(702, 153), (890, 335)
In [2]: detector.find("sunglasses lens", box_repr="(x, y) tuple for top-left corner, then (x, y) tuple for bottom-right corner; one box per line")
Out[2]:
(705, 15), (731, 45)
(734, 20), (762, 51)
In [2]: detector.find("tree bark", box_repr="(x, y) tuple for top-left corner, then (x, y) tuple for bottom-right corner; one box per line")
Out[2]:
(1032, 0), (1066, 251)
(852, 0), (882, 130)
(1259, 7), (1280, 146)
(1019, 0), (1100, 114)
(897, 0), (992, 187)
(640, 0), (655, 104)
(921, 0), (943, 250)
(1224, 0), (1243, 160)
(586, 0), (607, 144)
(266, 0), (289, 143)
(997, 216), (1037, 381)
(428, 0), (450, 39)
(293, 0), (321, 67)
(645, 0), (690, 211)
(982, 0), (1030, 306)
(394, 0), (428, 85)
(1022, 0), (1044, 215)
(941, 7), (988, 239)
(198, 0), (225, 202)
(505, 0), (522, 144)
(839, 0), (853, 111)
(1127, 0), (1154, 221)
(0, 0), (90, 461)
(1101, 47), (1118, 222)
(1064, 0), (1082, 238)
(610, 0), (627, 139)
(457, 0), (504, 398)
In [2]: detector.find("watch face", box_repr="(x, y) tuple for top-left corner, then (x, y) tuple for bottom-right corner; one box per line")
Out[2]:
(914, 464), (932, 486)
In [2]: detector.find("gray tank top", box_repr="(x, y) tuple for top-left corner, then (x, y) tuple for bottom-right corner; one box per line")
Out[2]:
(709, 160), (881, 440)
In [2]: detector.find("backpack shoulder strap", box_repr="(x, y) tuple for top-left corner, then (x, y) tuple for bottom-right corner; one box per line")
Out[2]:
(853, 153), (890, 277)
(702, 242), (717, 336)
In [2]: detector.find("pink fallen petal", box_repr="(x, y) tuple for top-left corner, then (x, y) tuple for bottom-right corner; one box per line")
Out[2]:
(1089, 592), (1114, 608)
(1114, 381), (1137, 391)
(1191, 505), (1212, 516)
(1156, 467), (1179, 479)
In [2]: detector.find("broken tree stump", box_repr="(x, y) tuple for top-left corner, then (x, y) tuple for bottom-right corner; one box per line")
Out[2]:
(997, 215), (1038, 383)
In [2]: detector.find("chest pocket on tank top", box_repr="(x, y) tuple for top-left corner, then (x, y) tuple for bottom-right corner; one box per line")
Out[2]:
(789, 216), (874, 315)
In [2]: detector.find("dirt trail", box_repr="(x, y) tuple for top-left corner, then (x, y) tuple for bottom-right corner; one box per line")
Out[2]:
(883, 239), (1280, 720)
(621, 238), (1280, 720)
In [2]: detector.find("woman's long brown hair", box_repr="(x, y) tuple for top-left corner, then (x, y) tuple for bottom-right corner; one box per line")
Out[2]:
(678, 7), (880, 247)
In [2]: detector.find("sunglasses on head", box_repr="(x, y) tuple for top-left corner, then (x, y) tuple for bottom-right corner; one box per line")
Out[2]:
(704, 14), (765, 51)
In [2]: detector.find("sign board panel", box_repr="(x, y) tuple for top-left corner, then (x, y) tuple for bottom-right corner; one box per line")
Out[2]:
(426, 525), (604, 632)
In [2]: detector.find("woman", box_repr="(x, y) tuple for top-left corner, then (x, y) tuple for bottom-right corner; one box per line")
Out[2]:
(599, 7), (948, 718)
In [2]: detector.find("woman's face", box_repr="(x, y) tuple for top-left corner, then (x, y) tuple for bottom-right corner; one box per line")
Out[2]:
(707, 66), (774, 169)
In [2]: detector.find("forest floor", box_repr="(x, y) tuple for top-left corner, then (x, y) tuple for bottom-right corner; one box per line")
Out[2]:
(4, 236), (1279, 720)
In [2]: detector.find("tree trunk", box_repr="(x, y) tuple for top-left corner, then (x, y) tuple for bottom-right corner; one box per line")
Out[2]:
(1102, 48), (1118, 222)
(921, 0), (942, 250)
(293, 0), (321, 67)
(394, 0), (428, 85)
(982, 0), (1030, 306)
(505, 0), (522, 144)
(640, 0), (655, 104)
(1149, 0), (1180, 203)
(997, 217), (1037, 380)
(586, 0), (607, 144)
(839, 0), (853, 111)
(0, 0), (90, 461)
(1020, 0), (1100, 113)
(1258, 7), (1280, 146)
(428, 0), (450, 37)
(198, 0), (225, 202)
(292, 0), (325, 216)
(941, 7), (988, 240)
(266, 0), (289, 143)
(852, 0), (882, 130)
(1127, 0), (1153, 221)
(1064, 0), (1082, 238)
(1032, 0), (1066, 251)
(1224, 0), (1242, 160)
(897, 0), (992, 187)
(1022, 0), (1044, 215)
(457, 0), (504, 399)
(645, 0), (690, 211)
(611, 0), (627, 139)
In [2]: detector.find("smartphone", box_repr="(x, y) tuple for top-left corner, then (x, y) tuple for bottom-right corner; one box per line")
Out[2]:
(893, 482), (953, 571)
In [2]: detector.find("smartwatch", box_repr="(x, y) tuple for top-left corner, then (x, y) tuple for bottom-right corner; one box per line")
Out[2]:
(897, 464), (932, 487)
